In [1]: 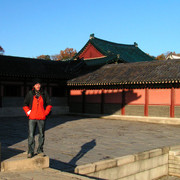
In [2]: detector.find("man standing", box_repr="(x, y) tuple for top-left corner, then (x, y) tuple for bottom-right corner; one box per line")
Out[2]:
(23, 79), (52, 158)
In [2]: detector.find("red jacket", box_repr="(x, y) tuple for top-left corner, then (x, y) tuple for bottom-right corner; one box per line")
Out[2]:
(23, 90), (52, 120)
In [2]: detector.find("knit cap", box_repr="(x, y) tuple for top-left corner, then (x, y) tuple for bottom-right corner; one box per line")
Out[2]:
(32, 78), (42, 86)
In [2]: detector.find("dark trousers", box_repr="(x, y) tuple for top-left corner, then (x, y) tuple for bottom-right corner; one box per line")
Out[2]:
(28, 120), (45, 154)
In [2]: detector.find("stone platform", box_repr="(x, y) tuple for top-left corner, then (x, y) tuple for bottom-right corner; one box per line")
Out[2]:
(0, 147), (91, 179)
(1, 150), (49, 172)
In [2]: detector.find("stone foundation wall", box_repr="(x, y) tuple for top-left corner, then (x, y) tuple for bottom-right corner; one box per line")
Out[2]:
(125, 105), (144, 116)
(85, 103), (101, 114)
(2, 97), (24, 107)
(174, 106), (180, 118)
(0, 97), (69, 117)
(104, 103), (122, 115)
(69, 103), (82, 113)
(148, 105), (170, 117)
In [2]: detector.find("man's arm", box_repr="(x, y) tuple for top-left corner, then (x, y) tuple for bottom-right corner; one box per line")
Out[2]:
(23, 91), (31, 116)
(44, 91), (52, 116)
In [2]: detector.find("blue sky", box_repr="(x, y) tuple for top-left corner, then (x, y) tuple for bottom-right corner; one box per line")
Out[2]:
(1, 0), (180, 58)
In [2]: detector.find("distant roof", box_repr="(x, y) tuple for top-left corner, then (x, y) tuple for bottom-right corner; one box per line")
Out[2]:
(74, 34), (154, 65)
(67, 59), (180, 88)
(0, 55), (85, 80)
(166, 52), (180, 60)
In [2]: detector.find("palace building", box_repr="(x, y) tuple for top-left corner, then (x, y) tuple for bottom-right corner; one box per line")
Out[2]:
(67, 59), (180, 118)
(73, 34), (154, 67)
(0, 55), (85, 116)
(2, 34), (174, 120)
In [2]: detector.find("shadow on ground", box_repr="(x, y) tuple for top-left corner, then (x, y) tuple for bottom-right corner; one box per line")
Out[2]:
(1, 147), (25, 161)
(0, 115), (97, 171)
(0, 115), (84, 148)
(50, 139), (96, 171)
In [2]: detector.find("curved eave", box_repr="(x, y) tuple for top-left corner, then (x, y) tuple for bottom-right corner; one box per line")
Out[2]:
(0, 72), (70, 80)
(67, 80), (180, 87)
(73, 40), (91, 59)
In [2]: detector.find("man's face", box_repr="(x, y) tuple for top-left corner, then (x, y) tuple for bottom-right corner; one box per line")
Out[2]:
(34, 83), (41, 91)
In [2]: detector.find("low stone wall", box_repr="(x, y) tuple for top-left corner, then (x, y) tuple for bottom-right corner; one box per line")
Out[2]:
(75, 147), (171, 180)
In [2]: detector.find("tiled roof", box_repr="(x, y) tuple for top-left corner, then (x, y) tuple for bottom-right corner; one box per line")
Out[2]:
(67, 59), (180, 87)
(74, 35), (154, 64)
(0, 55), (85, 79)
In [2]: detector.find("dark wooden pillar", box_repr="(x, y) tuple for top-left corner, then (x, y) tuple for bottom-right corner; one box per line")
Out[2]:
(21, 85), (24, 97)
(144, 88), (149, 116)
(121, 89), (125, 115)
(46, 82), (49, 94)
(170, 87), (175, 118)
(49, 87), (52, 97)
(0, 83), (2, 107)
(0, 84), (4, 97)
(0, 84), (4, 108)
(101, 89), (104, 114)
(82, 90), (86, 113)
(23, 81), (27, 97)
(67, 88), (70, 106)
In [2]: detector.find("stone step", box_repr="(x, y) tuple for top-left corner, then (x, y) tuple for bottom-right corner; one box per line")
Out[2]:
(1, 152), (49, 172)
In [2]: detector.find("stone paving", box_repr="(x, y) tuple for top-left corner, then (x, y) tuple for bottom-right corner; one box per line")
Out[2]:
(1, 115), (180, 179)
(0, 168), (91, 180)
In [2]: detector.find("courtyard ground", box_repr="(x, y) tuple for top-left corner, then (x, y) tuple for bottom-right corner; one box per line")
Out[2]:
(1, 115), (180, 179)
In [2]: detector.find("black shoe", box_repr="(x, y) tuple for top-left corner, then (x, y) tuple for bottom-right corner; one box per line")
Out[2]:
(37, 152), (46, 157)
(27, 153), (33, 158)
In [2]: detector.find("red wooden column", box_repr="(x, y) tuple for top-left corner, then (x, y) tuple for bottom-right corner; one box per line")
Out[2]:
(144, 88), (149, 116)
(121, 89), (125, 115)
(170, 87), (175, 118)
